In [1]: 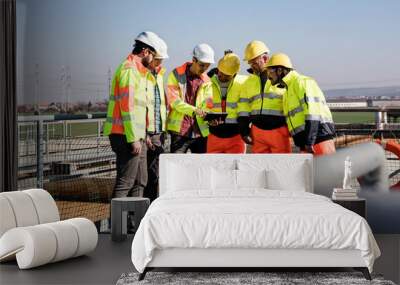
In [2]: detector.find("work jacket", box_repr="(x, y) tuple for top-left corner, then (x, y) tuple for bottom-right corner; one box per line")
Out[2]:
(237, 73), (286, 136)
(103, 54), (148, 143)
(208, 74), (248, 138)
(166, 62), (212, 137)
(282, 70), (335, 147)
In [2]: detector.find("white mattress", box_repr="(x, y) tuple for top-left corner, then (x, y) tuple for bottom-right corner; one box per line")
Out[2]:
(131, 190), (380, 273)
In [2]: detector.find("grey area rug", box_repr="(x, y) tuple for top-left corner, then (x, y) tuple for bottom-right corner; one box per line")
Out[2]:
(116, 272), (396, 285)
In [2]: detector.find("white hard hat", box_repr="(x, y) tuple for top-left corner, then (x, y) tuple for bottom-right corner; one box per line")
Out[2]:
(193, 43), (215, 64)
(135, 31), (160, 51)
(155, 37), (169, 59)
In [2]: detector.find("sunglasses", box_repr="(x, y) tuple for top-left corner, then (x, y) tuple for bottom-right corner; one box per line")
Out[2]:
(142, 47), (156, 57)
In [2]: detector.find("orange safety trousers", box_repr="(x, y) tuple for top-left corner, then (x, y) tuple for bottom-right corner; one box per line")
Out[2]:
(313, 139), (336, 156)
(251, 125), (292, 153)
(207, 134), (246, 154)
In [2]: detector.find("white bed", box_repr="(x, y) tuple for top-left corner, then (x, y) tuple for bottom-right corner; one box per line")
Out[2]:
(131, 154), (380, 280)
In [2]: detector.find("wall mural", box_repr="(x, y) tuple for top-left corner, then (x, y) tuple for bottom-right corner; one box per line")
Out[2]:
(16, 0), (400, 233)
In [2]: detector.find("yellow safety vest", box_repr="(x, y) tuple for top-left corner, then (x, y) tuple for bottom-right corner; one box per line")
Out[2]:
(166, 62), (212, 137)
(103, 54), (148, 143)
(210, 74), (248, 124)
(237, 74), (285, 118)
(282, 70), (333, 136)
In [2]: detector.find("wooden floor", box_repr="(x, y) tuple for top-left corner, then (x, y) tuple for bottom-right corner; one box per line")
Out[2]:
(0, 234), (399, 285)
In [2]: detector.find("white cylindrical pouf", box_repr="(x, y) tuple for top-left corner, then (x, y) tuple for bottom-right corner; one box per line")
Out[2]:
(1, 192), (39, 227)
(0, 196), (17, 237)
(42, 221), (79, 262)
(24, 189), (60, 223)
(0, 226), (58, 269)
(66, 218), (98, 257)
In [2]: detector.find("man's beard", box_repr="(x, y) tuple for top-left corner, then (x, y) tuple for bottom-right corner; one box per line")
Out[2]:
(142, 56), (151, 68)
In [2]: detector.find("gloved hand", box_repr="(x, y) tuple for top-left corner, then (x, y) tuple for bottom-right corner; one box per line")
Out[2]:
(303, 145), (315, 154)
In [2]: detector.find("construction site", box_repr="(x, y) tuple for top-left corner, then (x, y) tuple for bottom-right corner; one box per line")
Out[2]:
(15, 102), (400, 230)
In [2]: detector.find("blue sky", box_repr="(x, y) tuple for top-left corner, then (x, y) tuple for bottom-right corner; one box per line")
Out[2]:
(17, 0), (400, 103)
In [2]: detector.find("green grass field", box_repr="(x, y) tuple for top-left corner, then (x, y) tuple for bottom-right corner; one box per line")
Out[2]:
(18, 122), (101, 140)
(332, 112), (374, 124)
(18, 112), (375, 140)
(48, 122), (100, 138)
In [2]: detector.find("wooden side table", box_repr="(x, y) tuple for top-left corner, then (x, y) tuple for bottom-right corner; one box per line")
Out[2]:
(332, 198), (366, 218)
(111, 197), (150, 241)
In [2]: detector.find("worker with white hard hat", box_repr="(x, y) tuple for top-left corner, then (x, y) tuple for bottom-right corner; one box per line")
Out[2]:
(166, 43), (214, 153)
(104, 31), (162, 205)
(144, 36), (169, 202)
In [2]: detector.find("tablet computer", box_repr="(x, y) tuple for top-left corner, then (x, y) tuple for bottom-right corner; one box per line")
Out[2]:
(204, 112), (228, 121)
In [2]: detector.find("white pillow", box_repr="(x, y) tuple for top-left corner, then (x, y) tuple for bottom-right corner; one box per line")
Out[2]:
(211, 168), (268, 190)
(266, 161), (309, 192)
(211, 168), (237, 190)
(236, 169), (267, 189)
(168, 162), (211, 191)
(237, 158), (311, 192)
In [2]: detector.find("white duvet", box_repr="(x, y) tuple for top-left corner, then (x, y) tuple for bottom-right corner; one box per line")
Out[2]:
(131, 190), (380, 273)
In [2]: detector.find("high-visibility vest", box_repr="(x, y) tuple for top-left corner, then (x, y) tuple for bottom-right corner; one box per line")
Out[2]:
(166, 62), (212, 137)
(237, 74), (285, 118)
(210, 74), (247, 124)
(103, 54), (148, 143)
(282, 70), (333, 136)
(147, 67), (167, 133)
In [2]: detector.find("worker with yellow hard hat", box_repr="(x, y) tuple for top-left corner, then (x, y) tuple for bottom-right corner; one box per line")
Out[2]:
(207, 52), (248, 153)
(237, 41), (291, 153)
(266, 53), (335, 155)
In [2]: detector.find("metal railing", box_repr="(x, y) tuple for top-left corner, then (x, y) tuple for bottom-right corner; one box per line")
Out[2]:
(17, 110), (400, 205)
(17, 113), (115, 197)
(332, 107), (400, 190)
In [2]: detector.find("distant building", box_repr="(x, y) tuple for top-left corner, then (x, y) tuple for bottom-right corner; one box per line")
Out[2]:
(327, 97), (400, 109)
(327, 101), (367, 108)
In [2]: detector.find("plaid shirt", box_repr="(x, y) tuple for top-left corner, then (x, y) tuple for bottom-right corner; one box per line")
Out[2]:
(153, 71), (162, 133)
(180, 65), (203, 138)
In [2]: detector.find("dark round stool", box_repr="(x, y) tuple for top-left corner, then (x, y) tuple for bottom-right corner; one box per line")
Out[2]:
(111, 197), (150, 242)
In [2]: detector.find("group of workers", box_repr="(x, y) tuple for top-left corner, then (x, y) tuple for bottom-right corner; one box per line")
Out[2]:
(104, 31), (336, 201)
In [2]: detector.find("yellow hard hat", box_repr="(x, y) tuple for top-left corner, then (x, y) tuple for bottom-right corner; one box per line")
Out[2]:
(244, 40), (270, 61)
(217, 53), (240, 76)
(266, 53), (293, 69)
